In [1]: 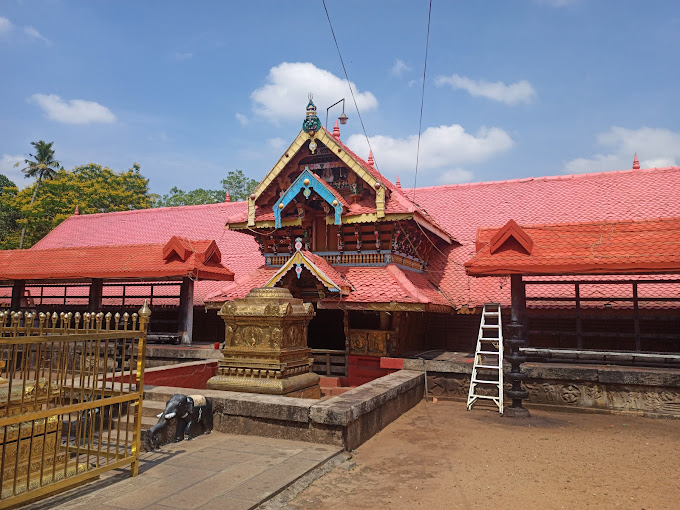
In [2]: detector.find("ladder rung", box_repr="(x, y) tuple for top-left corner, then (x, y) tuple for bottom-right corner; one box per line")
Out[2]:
(472, 379), (500, 384)
(474, 364), (500, 369)
(470, 395), (500, 401)
(484, 312), (500, 316)
(478, 350), (500, 355)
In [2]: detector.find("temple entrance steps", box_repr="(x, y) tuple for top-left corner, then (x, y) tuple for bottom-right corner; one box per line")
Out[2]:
(466, 303), (504, 414)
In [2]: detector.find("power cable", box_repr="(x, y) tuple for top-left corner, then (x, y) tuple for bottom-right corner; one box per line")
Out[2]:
(412, 0), (433, 203)
(321, 0), (378, 171)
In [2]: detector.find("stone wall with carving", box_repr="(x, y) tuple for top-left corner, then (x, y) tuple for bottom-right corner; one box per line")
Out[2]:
(425, 366), (680, 418)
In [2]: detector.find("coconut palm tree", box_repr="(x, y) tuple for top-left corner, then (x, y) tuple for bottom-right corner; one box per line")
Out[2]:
(14, 140), (62, 248)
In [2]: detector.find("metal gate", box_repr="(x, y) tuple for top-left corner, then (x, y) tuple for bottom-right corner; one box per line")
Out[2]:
(0, 303), (150, 508)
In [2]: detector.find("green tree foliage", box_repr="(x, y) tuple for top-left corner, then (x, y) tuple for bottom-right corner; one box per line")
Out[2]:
(14, 140), (62, 248)
(5, 163), (153, 248)
(155, 170), (258, 207)
(0, 174), (20, 249)
(220, 170), (259, 202)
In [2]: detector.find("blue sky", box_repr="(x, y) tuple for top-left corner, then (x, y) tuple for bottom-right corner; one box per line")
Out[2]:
(1, 0), (679, 196)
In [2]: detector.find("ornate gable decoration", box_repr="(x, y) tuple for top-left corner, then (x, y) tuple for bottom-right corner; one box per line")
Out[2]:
(264, 238), (350, 295)
(247, 99), (388, 227)
(274, 167), (343, 228)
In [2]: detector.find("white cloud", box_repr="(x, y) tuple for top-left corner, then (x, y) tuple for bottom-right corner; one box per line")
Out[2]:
(251, 62), (377, 122)
(29, 94), (116, 124)
(0, 154), (26, 184)
(564, 126), (680, 173)
(391, 59), (411, 77)
(171, 51), (193, 61)
(438, 168), (475, 184)
(436, 74), (536, 105)
(346, 124), (513, 183)
(0, 16), (12, 35)
(24, 26), (50, 44)
(267, 137), (287, 151)
(235, 112), (249, 125)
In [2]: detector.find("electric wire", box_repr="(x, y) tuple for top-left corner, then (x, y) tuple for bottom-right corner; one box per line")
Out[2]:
(321, 0), (377, 171)
(412, 0), (433, 204)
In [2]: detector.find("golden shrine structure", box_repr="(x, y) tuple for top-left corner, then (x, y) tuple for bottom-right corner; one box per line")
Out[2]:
(207, 286), (320, 398)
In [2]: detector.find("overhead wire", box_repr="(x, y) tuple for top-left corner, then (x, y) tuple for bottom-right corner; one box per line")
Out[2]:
(412, 0), (433, 204)
(321, 0), (378, 171)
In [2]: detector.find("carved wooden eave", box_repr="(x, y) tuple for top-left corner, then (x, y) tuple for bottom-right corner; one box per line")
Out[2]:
(247, 128), (389, 227)
(273, 168), (344, 228)
(413, 212), (453, 244)
(264, 249), (351, 295)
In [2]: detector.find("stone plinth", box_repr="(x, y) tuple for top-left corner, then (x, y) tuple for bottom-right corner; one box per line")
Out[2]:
(207, 287), (320, 398)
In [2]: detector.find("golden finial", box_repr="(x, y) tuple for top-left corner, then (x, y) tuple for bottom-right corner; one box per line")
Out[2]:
(139, 299), (151, 318)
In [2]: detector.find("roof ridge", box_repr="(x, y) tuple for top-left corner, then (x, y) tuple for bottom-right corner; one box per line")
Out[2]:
(403, 165), (680, 192)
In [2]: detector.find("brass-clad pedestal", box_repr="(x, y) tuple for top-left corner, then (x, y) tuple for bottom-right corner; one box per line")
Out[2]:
(207, 288), (321, 398)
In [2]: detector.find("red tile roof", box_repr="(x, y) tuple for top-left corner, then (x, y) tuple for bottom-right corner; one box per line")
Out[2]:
(27, 162), (680, 309)
(207, 263), (451, 311)
(31, 202), (262, 305)
(465, 217), (680, 276)
(0, 237), (235, 281)
(404, 165), (680, 307)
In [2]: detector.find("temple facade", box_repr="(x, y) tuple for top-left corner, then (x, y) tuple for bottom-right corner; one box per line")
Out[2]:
(3, 100), (680, 378)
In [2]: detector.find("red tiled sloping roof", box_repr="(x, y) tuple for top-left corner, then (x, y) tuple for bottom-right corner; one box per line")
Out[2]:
(403, 166), (680, 308)
(333, 265), (451, 309)
(204, 267), (278, 301)
(0, 239), (235, 281)
(204, 263), (450, 310)
(465, 217), (680, 276)
(30, 202), (262, 305)
(301, 251), (352, 293)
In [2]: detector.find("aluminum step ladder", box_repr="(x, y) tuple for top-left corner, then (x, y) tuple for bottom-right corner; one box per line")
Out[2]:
(466, 303), (504, 414)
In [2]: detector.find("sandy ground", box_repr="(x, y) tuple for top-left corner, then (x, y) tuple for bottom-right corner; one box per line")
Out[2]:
(288, 401), (680, 510)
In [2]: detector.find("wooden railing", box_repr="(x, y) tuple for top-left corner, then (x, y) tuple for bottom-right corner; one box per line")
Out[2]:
(0, 304), (150, 507)
(265, 250), (426, 271)
(311, 349), (347, 377)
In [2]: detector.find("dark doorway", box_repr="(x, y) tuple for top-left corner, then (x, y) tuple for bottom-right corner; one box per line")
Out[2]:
(308, 307), (346, 350)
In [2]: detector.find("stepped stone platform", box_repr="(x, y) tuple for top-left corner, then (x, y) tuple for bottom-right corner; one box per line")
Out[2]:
(144, 368), (424, 451)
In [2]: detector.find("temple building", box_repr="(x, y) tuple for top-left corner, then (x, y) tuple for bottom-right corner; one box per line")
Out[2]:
(2, 100), (679, 379)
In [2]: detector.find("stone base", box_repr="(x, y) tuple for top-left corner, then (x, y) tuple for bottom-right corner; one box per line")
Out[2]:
(504, 406), (531, 418)
(206, 371), (321, 398)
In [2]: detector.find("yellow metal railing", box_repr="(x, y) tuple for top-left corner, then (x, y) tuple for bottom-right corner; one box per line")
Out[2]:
(0, 303), (150, 508)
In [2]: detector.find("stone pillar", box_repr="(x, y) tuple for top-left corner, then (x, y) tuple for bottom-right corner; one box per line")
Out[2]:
(207, 287), (320, 398)
(11, 280), (25, 310)
(88, 278), (103, 313)
(505, 274), (530, 417)
(178, 277), (194, 346)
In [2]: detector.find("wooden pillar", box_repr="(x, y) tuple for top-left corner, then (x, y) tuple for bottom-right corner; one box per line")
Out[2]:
(178, 277), (194, 346)
(11, 280), (25, 310)
(505, 274), (530, 417)
(88, 278), (103, 313)
(379, 311), (391, 330)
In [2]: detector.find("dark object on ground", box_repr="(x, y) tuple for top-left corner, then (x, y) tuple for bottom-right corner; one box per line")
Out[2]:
(145, 393), (213, 450)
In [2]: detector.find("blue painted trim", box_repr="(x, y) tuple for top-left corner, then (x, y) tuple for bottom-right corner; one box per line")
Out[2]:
(273, 167), (343, 228)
